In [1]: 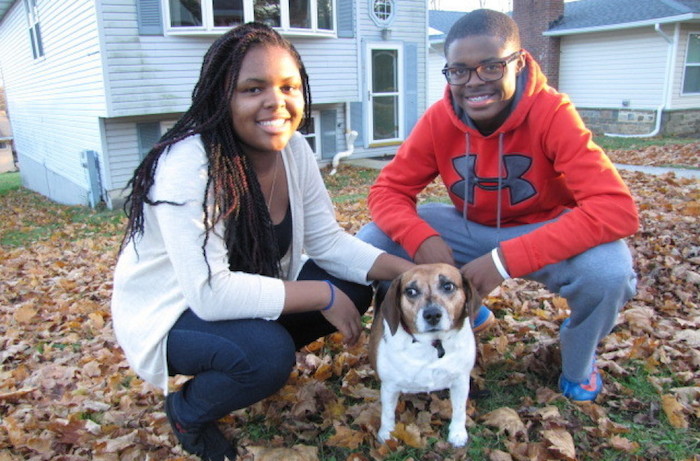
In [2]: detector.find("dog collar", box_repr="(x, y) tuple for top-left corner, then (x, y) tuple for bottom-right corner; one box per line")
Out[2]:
(432, 339), (445, 358)
(401, 318), (445, 359)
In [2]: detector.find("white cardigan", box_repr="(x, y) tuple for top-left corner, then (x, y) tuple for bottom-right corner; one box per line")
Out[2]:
(111, 133), (383, 391)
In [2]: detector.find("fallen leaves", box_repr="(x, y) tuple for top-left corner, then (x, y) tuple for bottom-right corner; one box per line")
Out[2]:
(1, 144), (699, 460)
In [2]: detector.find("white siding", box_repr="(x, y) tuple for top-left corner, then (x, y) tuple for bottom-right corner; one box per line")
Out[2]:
(428, 43), (446, 106)
(670, 24), (700, 110)
(0, 0), (107, 205)
(558, 28), (668, 110)
(101, 0), (363, 114)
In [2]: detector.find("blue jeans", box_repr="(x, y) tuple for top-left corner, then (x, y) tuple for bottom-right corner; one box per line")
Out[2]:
(166, 259), (372, 426)
(357, 203), (637, 383)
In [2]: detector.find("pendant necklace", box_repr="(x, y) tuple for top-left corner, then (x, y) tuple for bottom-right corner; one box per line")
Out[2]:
(266, 153), (279, 212)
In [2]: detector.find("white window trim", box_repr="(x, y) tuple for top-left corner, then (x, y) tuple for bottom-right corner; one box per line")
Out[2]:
(299, 110), (321, 159)
(366, 42), (404, 145)
(163, 0), (336, 37)
(23, 0), (44, 59)
(681, 32), (700, 95)
(368, 0), (396, 27)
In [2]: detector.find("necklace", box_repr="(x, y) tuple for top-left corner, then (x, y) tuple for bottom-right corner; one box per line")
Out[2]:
(266, 153), (279, 211)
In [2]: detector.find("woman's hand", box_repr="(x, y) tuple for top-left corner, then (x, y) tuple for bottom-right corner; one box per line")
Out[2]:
(320, 284), (362, 345)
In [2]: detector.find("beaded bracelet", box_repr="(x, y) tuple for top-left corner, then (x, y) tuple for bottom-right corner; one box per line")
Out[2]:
(322, 280), (335, 311)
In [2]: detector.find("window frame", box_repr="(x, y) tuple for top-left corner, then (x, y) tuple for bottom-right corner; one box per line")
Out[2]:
(298, 110), (321, 159)
(163, 0), (336, 37)
(24, 0), (44, 59)
(681, 32), (700, 95)
(365, 41), (404, 146)
(368, 0), (395, 27)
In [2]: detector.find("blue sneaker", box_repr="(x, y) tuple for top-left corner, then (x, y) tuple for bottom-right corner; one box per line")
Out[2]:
(472, 305), (495, 333)
(559, 360), (603, 402)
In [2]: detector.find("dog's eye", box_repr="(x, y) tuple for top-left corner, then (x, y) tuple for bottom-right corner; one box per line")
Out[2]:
(442, 281), (456, 293)
(404, 287), (419, 298)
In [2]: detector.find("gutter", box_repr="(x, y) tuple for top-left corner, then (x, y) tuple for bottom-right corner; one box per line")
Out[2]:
(604, 23), (675, 138)
(544, 13), (699, 36)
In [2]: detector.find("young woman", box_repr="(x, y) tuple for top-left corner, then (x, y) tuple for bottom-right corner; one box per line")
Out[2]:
(111, 23), (413, 461)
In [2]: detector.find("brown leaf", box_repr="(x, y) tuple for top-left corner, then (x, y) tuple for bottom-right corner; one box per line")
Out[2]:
(325, 425), (366, 449)
(390, 422), (424, 448)
(608, 435), (640, 453)
(542, 428), (576, 460)
(480, 407), (527, 439)
(246, 445), (318, 461)
(661, 394), (689, 428)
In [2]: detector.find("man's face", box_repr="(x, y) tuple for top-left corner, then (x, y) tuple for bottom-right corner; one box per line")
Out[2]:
(445, 35), (524, 133)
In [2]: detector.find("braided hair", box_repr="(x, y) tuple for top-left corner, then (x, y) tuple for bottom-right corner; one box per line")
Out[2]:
(120, 22), (312, 279)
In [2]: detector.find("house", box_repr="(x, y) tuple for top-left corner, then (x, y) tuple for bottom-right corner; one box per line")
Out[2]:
(427, 9), (464, 104)
(428, 1), (700, 137)
(0, 0), (428, 208)
(514, 0), (700, 136)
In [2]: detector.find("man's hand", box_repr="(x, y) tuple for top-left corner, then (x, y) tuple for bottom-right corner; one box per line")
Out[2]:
(460, 251), (505, 298)
(414, 236), (455, 265)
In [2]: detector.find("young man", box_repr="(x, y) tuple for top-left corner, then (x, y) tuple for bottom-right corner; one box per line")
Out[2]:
(358, 9), (638, 401)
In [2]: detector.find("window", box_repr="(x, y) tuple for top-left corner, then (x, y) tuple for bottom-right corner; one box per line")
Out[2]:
(24, 0), (44, 59)
(683, 33), (700, 94)
(298, 111), (321, 159)
(369, 0), (395, 27)
(166, 0), (334, 34)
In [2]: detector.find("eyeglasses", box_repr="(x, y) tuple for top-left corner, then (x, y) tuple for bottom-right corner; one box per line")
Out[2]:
(441, 51), (522, 85)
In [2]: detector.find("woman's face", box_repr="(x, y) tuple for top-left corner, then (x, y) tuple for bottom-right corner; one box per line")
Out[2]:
(230, 45), (304, 157)
(445, 34), (524, 133)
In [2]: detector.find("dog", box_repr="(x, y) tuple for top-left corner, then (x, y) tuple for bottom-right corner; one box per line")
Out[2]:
(369, 263), (479, 447)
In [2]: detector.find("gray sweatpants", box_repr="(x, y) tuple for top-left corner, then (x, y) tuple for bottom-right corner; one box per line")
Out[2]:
(357, 203), (637, 383)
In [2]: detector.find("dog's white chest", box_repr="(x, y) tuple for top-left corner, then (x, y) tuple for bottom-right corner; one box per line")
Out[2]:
(377, 327), (475, 393)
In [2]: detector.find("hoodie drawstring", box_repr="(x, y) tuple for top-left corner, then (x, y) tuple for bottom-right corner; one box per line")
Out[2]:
(461, 131), (504, 242)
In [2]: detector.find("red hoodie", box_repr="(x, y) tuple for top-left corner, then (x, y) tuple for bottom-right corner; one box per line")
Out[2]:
(368, 53), (639, 278)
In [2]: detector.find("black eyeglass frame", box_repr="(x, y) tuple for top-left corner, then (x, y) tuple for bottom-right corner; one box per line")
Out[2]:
(441, 51), (523, 85)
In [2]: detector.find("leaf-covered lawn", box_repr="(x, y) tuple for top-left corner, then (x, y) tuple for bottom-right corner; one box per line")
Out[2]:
(0, 144), (698, 460)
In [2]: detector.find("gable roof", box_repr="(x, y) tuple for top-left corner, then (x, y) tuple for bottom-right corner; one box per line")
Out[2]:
(545, 0), (700, 36)
(0, 0), (13, 22)
(428, 10), (466, 43)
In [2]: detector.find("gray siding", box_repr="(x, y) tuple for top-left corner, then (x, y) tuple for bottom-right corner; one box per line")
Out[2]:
(558, 27), (668, 109)
(0, 0), (107, 205)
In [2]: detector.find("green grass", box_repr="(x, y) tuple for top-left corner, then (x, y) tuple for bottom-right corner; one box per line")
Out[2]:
(0, 171), (20, 195)
(594, 135), (697, 151)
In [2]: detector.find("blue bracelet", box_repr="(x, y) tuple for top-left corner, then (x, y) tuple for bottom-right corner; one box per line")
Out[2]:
(322, 280), (335, 311)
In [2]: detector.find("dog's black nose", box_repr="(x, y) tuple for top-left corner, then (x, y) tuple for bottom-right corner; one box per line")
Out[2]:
(423, 306), (442, 326)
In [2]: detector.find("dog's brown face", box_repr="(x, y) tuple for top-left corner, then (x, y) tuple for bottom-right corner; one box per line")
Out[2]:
(380, 263), (480, 336)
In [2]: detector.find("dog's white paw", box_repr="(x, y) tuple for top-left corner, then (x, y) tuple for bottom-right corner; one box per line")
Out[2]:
(377, 425), (393, 444)
(448, 427), (468, 447)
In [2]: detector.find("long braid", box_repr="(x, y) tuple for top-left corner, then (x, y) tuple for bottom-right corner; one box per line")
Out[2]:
(119, 23), (312, 279)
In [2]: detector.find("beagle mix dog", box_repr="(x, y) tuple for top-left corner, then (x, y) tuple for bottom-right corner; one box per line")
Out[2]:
(369, 263), (479, 447)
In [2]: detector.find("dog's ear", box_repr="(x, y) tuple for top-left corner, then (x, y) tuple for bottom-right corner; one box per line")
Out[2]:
(461, 274), (482, 328)
(380, 276), (404, 336)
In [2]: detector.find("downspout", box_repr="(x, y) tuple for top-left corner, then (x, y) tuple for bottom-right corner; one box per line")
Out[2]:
(604, 23), (673, 137)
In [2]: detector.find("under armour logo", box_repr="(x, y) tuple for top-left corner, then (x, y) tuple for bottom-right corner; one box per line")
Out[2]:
(451, 154), (536, 205)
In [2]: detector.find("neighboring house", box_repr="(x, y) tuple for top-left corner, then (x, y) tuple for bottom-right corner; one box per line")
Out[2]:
(429, 1), (700, 137)
(515, 0), (700, 136)
(427, 9), (463, 105)
(0, 0), (427, 208)
(0, 86), (14, 172)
